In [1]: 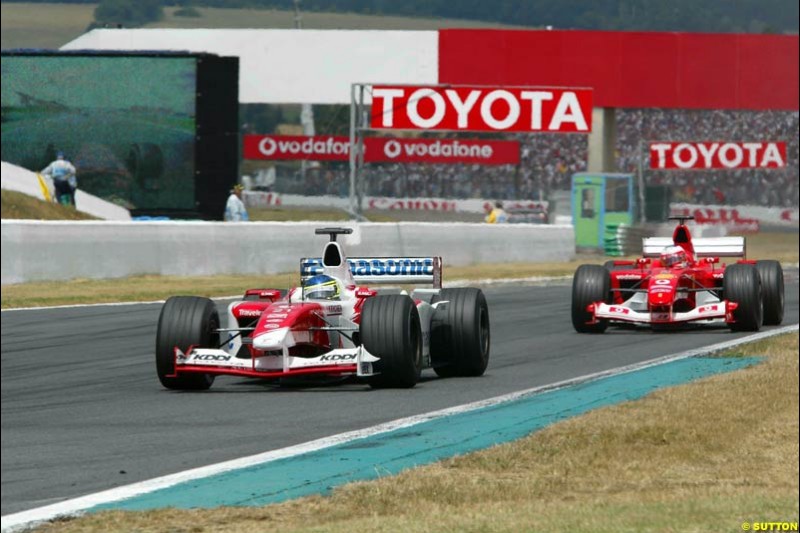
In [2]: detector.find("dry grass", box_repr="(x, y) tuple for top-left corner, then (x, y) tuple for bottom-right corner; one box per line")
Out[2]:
(747, 231), (800, 264)
(0, 2), (93, 50)
(0, 190), (97, 221)
(0, 258), (616, 309)
(0, 273), (296, 309)
(34, 333), (799, 532)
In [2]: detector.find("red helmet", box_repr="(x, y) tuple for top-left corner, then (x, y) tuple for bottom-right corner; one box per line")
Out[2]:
(660, 246), (688, 268)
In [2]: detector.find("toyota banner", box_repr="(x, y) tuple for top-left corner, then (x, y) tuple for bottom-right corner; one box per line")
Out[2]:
(369, 85), (593, 133)
(649, 141), (787, 170)
(243, 135), (520, 165)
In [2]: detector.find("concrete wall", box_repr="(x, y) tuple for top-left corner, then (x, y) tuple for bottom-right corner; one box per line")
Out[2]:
(1, 221), (574, 284)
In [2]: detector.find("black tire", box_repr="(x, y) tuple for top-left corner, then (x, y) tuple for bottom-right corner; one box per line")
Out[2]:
(155, 296), (219, 390)
(127, 143), (164, 188)
(723, 264), (763, 332)
(361, 295), (422, 388)
(430, 288), (491, 378)
(755, 260), (784, 326)
(572, 264), (611, 333)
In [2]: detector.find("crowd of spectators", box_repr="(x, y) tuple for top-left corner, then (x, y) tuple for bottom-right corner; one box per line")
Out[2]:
(616, 109), (799, 207)
(279, 109), (798, 208)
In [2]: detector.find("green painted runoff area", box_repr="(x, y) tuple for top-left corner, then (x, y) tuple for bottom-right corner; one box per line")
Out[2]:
(95, 356), (759, 512)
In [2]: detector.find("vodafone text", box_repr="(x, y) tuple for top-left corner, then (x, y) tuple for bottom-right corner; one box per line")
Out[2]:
(242, 135), (519, 164)
(370, 86), (592, 133)
(649, 142), (786, 170)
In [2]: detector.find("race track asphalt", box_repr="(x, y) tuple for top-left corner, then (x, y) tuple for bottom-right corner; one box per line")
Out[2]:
(2, 279), (798, 516)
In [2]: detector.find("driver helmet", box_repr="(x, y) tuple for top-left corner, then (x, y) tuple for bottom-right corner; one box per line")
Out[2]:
(660, 245), (688, 268)
(302, 274), (341, 300)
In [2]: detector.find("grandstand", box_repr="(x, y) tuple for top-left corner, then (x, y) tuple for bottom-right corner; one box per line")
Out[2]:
(59, 28), (800, 219)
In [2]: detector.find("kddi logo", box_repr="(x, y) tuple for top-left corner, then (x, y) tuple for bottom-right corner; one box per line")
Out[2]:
(193, 353), (231, 362)
(320, 353), (357, 362)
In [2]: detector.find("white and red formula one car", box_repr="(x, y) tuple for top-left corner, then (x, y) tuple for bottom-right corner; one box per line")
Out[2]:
(155, 228), (490, 390)
(572, 216), (784, 333)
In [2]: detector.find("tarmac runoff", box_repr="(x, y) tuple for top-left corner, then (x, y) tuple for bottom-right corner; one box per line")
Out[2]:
(3, 323), (796, 532)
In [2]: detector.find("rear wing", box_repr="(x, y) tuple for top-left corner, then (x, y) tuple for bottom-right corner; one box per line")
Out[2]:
(643, 237), (746, 258)
(301, 257), (442, 288)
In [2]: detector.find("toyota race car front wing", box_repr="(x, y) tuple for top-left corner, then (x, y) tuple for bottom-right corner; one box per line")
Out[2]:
(169, 345), (380, 380)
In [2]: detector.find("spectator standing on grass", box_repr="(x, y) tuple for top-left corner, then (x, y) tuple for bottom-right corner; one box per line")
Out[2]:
(224, 184), (249, 221)
(41, 151), (77, 207)
(485, 200), (508, 224)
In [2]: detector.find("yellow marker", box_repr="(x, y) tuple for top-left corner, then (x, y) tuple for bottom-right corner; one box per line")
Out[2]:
(36, 173), (53, 202)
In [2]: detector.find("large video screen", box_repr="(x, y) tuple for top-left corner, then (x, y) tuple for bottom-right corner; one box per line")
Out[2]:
(1, 55), (197, 210)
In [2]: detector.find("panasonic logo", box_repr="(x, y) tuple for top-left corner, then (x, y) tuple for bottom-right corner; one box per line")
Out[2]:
(351, 259), (433, 276)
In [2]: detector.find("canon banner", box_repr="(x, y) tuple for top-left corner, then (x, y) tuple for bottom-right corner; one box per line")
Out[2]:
(243, 135), (520, 165)
(649, 141), (787, 170)
(369, 86), (592, 133)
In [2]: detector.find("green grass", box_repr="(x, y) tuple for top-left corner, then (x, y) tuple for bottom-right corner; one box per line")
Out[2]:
(1, 3), (525, 50)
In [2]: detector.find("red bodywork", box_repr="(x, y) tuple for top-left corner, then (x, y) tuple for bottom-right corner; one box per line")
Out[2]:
(599, 222), (750, 326)
(172, 286), (375, 380)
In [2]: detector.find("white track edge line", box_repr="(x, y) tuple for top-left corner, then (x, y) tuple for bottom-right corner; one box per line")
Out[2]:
(2, 323), (797, 532)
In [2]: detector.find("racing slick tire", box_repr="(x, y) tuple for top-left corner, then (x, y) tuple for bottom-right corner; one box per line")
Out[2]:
(127, 143), (164, 188)
(155, 296), (219, 390)
(361, 295), (422, 388)
(571, 264), (611, 333)
(723, 264), (763, 332)
(429, 288), (490, 378)
(755, 260), (784, 325)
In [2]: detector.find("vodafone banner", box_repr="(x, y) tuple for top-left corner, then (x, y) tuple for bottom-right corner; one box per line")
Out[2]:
(243, 135), (520, 165)
(649, 142), (787, 170)
(370, 85), (592, 133)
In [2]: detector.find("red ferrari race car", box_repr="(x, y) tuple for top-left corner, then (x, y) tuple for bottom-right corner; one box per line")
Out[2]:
(572, 216), (785, 333)
(155, 227), (490, 390)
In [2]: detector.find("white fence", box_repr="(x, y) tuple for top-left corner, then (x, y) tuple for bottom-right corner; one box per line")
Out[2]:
(1, 221), (575, 284)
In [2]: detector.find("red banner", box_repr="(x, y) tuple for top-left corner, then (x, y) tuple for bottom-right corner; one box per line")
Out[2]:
(649, 141), (787, 169)
(369, 85), (592, 133)
(439, 30), (799, 111)
(243, 135), (520, 164)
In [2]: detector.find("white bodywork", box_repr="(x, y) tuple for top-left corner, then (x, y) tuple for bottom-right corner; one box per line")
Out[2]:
(175, 236), (446, 378)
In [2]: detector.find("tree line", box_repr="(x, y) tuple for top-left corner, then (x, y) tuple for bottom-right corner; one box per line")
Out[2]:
(6, 0), (798, 33)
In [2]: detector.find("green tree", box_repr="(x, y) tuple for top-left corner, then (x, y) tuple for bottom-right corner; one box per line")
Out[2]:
(93, 0), (164, 28)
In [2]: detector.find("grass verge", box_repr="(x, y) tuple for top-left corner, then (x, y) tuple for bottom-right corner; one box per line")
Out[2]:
(1, 190), (97, 221)
(32, 332), (798, 532)
(0, 260), (601, 309)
